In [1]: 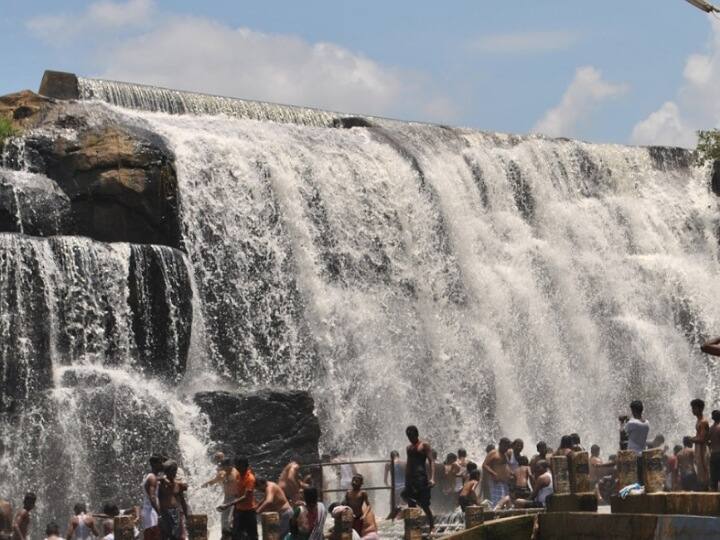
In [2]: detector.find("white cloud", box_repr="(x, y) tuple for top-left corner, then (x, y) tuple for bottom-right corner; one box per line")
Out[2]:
(27, 0), (155, 44)
(469, 30), (578, 54)
(631, 17), (720, 147)
(89, 16), (449, 119)
(533, 66), (628, 138)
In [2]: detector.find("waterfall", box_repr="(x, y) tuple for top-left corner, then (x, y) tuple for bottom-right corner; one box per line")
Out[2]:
(109, 103), (720, 454)
(4, 75), (720, 526)
(0, 231), (215, 526)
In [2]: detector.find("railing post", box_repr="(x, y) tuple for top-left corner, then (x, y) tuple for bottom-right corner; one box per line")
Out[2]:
(187, 515), (208, 540)
(464, 506), (484, 529)
(551, 456), (571, 494)
(568, 451), (591, 493)
(617, 450), (639, 489)
(261, 512), (280, 540)
(404, 507), (425, 540)
(113, 516), (134, 540)
(390, 452), (396, 512)
(642, 448), (665, 493)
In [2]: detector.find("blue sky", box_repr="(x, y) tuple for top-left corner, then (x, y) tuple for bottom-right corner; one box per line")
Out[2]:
(2, 0), (719, 146)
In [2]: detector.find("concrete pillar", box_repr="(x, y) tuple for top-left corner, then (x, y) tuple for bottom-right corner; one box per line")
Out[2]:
(113, 516), (134, 540)
(464, 506), (484, 529)
(261, 512), (280, 540)
(403, 507), (425, 540)
(568, 451), (592, 493)
(186, 515), (207, 540)
(617, 450), (639, 489)
(642, 448), (666, 493)
(551, 455), (571, 494)
(334, 508), (353, 540)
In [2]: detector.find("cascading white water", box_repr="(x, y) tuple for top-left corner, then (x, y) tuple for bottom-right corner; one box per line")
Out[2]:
(90, 88), (720, 457)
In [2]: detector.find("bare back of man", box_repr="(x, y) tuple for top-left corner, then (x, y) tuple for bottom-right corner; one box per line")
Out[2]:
(0, 500), (12, 540)
(278, 461), (306, 504)
(709, 415), (720, 490)
(11, 510), (29, 540)
(257, 481), (291, 514)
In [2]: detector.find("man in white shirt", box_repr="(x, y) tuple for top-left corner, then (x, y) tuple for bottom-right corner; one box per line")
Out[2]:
(622, 400), (650, 483)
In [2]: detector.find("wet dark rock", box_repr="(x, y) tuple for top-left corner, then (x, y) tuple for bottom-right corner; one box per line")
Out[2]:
(0, 170), (71, 235)
(647, 146), (692, 170)
(0, 91), (181, 249)
(332, 117), (374, 129)
(194, 390), (320, 482)
(711, 160), (720, 197)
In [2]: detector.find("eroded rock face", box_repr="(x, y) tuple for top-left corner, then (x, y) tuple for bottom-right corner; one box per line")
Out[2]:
(0, 91), (181, 249)
(0, 170), (71, 235)
(194, 390), (321, 482)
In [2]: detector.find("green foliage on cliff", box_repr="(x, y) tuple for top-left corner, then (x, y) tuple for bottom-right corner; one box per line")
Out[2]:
(0, 116), (17, 147)
(695, 129), (720, 165)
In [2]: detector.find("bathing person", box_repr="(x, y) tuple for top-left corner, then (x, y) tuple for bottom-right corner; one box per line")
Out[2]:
(207, 458), (239, 538)
(200, 452), (227, 488)
(679, 436), (698, 491)
(458, 470), (480, 512)
(300, 487), (326, 540)
(12, 493), (35, 540)
(402, 425), (435, 529)
(511, 456), (532, 500)
(482, 438), (512, 507)
(554, 436), (573, 457)
(66, 503), (99, 540)
(456, 449), (469, 489)
(46, 523), (63, 540)
(385, 449), (406, 511)
(219, 457), (257, 540)
(530, 441), (549, 470)
(514, 461), (553, 509)
(158, 461), (189, 540)
(442, 453), (460, 498)
(691, 399), (710, 490)
(142, 455), (164, 540)
(570, 434), (583, 452)
(0, 499), (12, 540)
(666, 445), (682, 491)
(508, 439), (524, 471)
(701, 336), (720, 356)
(342, 474), (370, 536)
(359, 505), (378, 540)
(623, 400), (649, 483)
(709, 410), (720, 491)
(278, 458), (309, 505)
(101, 520), (113, 540)
(254, 478), (292, 539)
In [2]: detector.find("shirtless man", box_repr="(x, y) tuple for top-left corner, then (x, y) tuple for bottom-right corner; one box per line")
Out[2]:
(278, 458), (309, 505)
(530, 441), (549, 471)
(158, 461), (189, 540)
(254, 478), (292, 538)
(200, 452), (227, 488)
(554, 436), (573, 457)
(678, 437), (698, 491)
(709, 410), (720, 491)
(142, 455), (164, 540)
(514, 461), (553, 509)
(0, 499), (12, 540)
(482, 438), (512, 508)
(47, 522), (64, 540)
(12, 493), (35, 540)
(359, 505), (379, 540)
(690, 399), (710, 490)
(458, 470), (480, 511)
(402, 425), (435, 529)
(204, 458), (238, 538)
(343, 474), (370, 536)
(66, 503), (99, 540)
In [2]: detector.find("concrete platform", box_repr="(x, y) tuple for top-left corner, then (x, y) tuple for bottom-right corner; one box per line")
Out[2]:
(538, 512), (720, 540)
(442, 515), (536, 540)
(546, 492), (598, 513)
(610, 492), (720, 516)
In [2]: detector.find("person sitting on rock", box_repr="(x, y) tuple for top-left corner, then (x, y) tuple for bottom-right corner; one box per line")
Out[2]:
(514, 461), (553, 509)
(458, 469), (480, 512)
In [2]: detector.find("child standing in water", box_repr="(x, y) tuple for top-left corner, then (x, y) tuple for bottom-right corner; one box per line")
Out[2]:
(342, 474), (370, 535)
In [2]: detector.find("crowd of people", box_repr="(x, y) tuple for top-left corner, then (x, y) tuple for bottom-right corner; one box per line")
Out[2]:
(3, 397), (720, 540)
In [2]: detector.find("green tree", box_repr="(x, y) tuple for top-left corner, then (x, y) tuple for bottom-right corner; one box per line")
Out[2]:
(0, 116), (17, 148)
(695, 129), (720, 165)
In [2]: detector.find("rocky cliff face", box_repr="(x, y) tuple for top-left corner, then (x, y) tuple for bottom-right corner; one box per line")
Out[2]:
(1, 91), (181, 248)
(195, 390), (321, 482)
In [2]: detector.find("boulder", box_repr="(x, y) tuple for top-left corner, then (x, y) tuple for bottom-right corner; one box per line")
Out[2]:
(194, 390), (320, 482)
(0, 170), (71, 235)
(0, 91), (182, 249)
